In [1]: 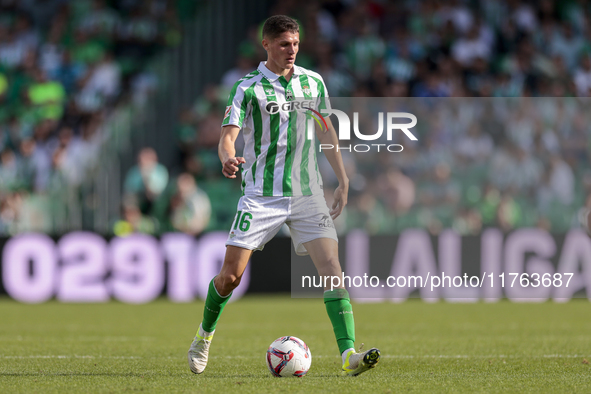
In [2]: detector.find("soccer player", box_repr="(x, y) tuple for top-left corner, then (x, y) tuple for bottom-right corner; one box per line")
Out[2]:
(188, 15), (380, 377)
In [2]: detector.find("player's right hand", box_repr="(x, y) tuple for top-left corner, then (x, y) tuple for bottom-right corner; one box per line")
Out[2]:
(222, 157), (246, 179)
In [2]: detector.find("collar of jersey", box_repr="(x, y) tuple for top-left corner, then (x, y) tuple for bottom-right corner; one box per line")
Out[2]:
(258, 61), (302, 82)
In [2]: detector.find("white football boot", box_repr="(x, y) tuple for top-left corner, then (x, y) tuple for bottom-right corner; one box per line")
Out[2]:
(341, 347), (381, 376)
(188, 324), (214, 374)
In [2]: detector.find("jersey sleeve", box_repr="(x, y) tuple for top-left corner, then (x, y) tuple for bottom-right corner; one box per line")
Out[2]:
(222, 82), (251, 128)
(315, 75), (332, 112)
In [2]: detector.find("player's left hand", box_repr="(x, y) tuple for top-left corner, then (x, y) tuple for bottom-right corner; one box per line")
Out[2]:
(330, 184), (348, 220)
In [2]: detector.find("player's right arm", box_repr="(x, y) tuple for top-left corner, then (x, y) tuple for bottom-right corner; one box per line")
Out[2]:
(220, 72), (259, 179)
(218, 125), (245, 179)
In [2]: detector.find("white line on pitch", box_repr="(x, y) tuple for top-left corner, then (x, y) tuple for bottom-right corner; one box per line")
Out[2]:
(1, 355), (590, 360)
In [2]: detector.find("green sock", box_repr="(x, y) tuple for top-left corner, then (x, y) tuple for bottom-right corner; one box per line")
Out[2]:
(201, 278), (232, 333)
(324, 288), (355, 355)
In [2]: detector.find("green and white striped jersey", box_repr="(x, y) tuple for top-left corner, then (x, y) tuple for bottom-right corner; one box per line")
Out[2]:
(222, 61), (330, 197)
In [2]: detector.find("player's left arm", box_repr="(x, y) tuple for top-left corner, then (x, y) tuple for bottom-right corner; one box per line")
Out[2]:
(316, 118), (349, 220)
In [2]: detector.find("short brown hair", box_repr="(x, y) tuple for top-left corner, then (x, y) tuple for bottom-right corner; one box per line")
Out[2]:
(262, 15), (299, 40)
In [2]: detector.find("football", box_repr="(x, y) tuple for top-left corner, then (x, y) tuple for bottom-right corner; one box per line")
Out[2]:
(266, 336), (312, 377)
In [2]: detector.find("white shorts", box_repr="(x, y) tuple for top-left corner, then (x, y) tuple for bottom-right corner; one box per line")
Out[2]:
(225, 194), (338, 256)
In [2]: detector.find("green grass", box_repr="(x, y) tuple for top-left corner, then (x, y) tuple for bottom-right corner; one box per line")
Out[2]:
(0, 296), (590, 393)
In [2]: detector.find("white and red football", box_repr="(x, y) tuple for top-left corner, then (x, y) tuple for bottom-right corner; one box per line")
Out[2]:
(266, 336), (312, 377)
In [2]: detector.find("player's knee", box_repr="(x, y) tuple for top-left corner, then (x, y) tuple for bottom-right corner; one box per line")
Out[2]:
(229, 275), (242, 289)
(216, 272), (242, 294)
(326, 257), (341, 270)
(318, 256), (341, 277)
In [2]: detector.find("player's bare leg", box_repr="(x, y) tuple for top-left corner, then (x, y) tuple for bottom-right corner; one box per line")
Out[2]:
(214, 246), (253, 296)
(304, 237), (380, 376)
(188, 246), (252, 374)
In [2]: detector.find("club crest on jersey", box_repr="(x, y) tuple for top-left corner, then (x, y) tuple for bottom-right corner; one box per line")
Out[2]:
(302, 85), (311, 95)
(285, 89), (294, 101)
(223, 106), (231, 120)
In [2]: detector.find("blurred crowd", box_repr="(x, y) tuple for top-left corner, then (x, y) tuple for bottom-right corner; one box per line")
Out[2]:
(3, 0), (591, 236)
(0, 0), (197, 234)
(318, 98), (589, 235)
(159, 0), (591, 236)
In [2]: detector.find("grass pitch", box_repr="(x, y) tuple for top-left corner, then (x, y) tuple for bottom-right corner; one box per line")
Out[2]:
(0, 296), (590, 393)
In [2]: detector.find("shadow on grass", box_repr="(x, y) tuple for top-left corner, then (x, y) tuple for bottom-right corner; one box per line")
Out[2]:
(1, 371), (342, 378)
(198, 374), (341, 379)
